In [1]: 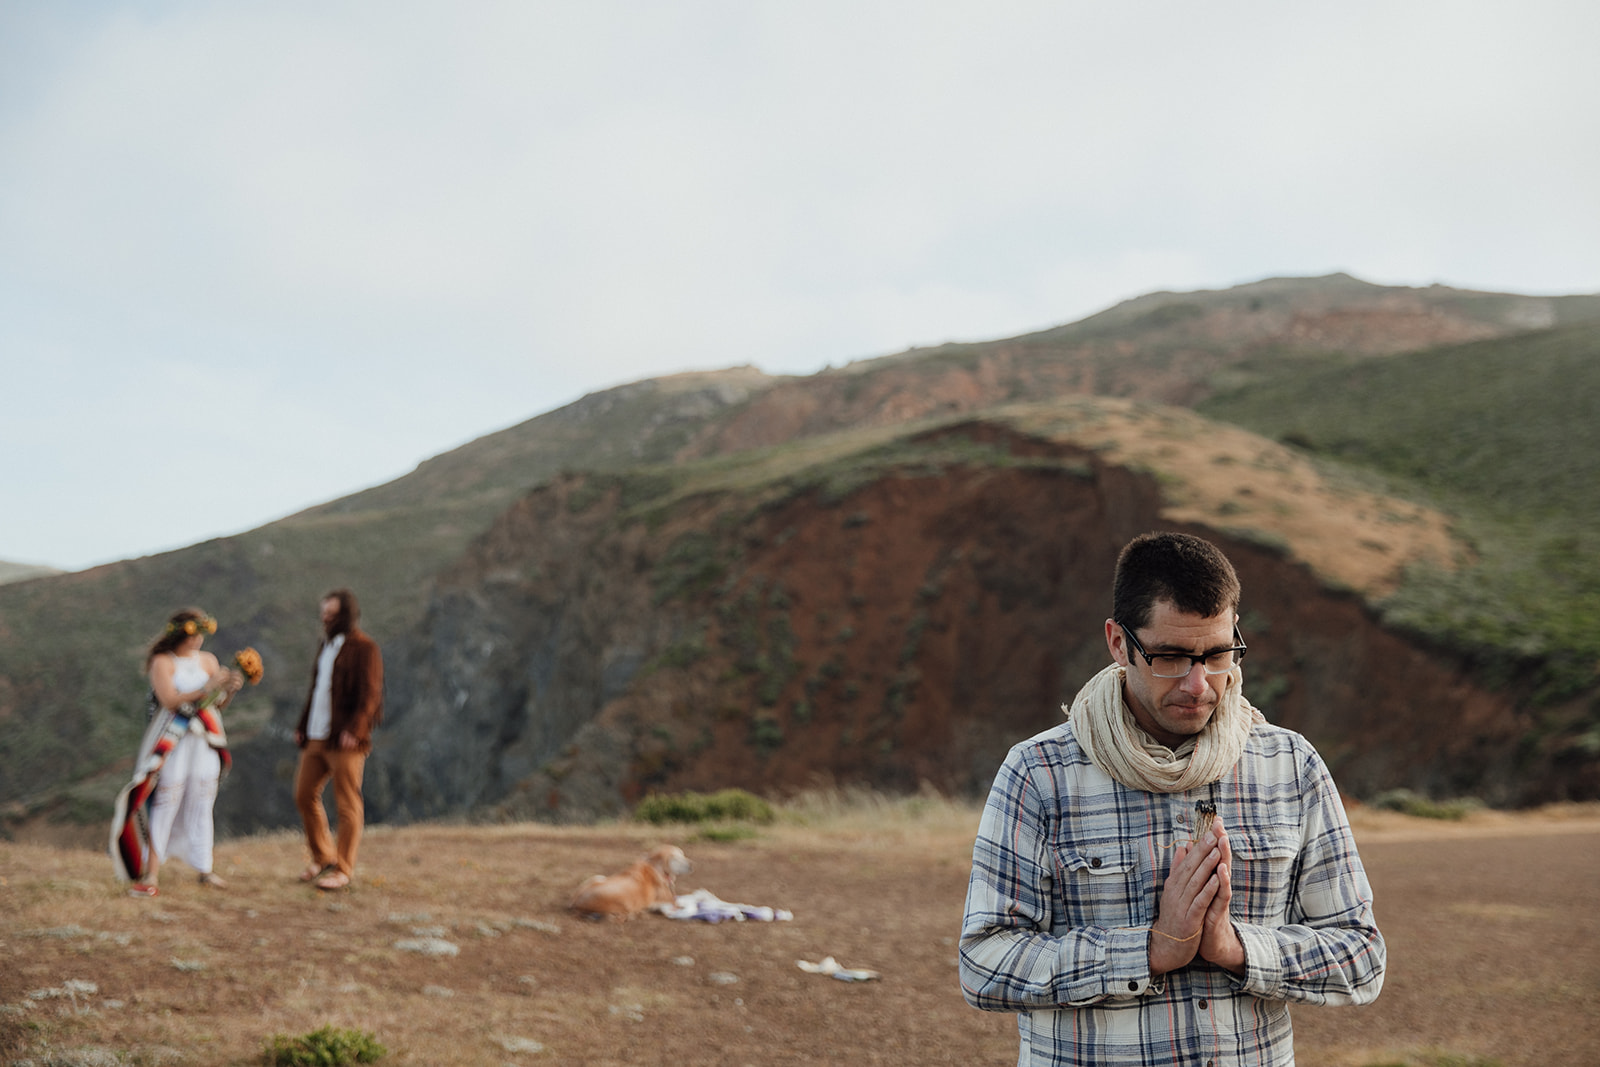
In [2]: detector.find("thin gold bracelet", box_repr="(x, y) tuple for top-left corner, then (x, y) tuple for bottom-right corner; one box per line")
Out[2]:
(1150, 926), (1202, 943)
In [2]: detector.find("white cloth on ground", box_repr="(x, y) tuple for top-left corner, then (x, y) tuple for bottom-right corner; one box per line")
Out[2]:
(797, 956), (880, 981)
(661, 888), (793, 923)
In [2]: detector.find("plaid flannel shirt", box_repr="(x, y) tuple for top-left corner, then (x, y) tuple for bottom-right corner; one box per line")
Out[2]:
(960, 717), (1384, 1066)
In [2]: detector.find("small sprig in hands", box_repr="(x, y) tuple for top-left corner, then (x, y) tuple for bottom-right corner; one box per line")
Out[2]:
(1194, 799), (1217, 838)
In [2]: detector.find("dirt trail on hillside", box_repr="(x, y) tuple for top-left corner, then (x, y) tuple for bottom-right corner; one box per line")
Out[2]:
(3, 806), (1597, 1066)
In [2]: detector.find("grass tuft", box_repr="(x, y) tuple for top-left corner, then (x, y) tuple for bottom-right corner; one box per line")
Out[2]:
(1368, 789), (1485, 821)
(1360, 1052), (1504, 1067)
(264, 1025), (387, 1065)
(633, 788), (776, 825)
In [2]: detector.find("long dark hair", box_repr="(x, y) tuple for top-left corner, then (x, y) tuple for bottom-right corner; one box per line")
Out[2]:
(323, 588), (360, 637)
(145, 607), (214, 670)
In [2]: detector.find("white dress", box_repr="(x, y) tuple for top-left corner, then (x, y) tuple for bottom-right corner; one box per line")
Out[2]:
(145, 653), (223, 874)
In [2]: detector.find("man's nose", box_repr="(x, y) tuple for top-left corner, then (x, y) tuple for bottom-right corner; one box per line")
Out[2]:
(1178, 662), (1210, 695)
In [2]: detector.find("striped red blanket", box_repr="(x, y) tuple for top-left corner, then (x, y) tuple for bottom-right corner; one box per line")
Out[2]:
(109, 700), (230, 883)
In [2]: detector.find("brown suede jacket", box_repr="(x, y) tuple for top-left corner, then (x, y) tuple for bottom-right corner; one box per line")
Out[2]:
(295, 628), (384, 753)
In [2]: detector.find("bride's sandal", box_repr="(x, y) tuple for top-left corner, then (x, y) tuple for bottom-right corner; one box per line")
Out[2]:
(314, 869), (351, 891)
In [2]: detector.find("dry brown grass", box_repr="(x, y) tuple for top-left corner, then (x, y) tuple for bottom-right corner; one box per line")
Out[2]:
(3, 797), (1596, 1066)
(1005, 399), (1463, 598)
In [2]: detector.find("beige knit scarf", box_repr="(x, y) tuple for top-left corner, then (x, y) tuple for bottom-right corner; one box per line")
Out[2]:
(1062, 663), (1265, 794)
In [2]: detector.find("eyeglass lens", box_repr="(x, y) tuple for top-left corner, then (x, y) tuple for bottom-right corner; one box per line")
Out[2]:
(1121, 621), (1245, 678)
(1147, 652), (1236, 677)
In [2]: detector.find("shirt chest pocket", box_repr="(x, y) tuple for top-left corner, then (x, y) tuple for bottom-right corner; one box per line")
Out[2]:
(1050, 839), (1142, 928)
(1229, 824), (1299, 923)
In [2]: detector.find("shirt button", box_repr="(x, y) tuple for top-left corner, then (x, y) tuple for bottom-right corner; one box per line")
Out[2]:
(1090, 857), (1103, 868)
(1198, 999), (1209, 1009)
(1128, 980), (1139, 991)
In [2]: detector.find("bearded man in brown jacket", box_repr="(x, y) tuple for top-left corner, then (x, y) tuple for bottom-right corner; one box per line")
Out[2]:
(293, 588), (383, 891)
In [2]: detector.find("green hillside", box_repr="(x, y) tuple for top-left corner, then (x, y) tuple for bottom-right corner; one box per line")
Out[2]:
(1034, 274), (1600, 342)
(1200, 322), (1600, 702)
(0, 561), (61, 586)
(5, 276), (1599, 832)
(0, 371), (780, 817)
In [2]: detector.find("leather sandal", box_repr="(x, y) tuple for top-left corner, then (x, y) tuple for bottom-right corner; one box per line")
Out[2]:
(127, 883), (158, 898)
(314, 869), (351, 891)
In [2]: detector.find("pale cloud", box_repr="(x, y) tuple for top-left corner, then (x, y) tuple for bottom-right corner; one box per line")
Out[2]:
(1, 1), (1596, 569)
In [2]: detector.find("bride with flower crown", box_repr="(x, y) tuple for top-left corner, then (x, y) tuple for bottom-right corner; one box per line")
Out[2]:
(110, 607), (244, 897)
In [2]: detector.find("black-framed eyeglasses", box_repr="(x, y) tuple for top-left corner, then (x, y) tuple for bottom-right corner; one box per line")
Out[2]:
(1117, 620), (1247, 678)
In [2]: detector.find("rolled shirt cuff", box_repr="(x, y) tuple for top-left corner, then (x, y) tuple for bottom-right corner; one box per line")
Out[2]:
(1231, 921), (1282, 997)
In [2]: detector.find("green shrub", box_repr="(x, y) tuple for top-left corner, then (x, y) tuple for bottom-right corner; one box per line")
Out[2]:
(1360, 1052), (1503, 1067)
(652, 531), (729, 604)
(749, 715), (784, 753)
(264, 1025), (387, 1066)
(697, 825), (759, 842)
(634, 788), (775, 825)
(652, 629), (708, 670)
(1368, 788), (1485, 821)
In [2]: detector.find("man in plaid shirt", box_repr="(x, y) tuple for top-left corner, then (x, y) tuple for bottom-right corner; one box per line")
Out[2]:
(960, 532), (1384, 1066)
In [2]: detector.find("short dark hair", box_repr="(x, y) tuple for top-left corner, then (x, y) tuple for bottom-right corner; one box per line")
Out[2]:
(323, 588), (360, 636)
(1112, 532), (1240, 631)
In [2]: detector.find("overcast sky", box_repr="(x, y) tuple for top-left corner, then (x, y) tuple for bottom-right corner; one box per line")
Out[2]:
(3, 1), (1597, 572)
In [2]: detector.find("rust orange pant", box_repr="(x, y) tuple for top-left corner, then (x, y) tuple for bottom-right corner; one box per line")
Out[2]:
(294, 740), (367, 877)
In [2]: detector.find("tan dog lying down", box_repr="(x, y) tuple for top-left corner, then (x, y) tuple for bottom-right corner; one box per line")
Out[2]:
(570, 845), (693, 921)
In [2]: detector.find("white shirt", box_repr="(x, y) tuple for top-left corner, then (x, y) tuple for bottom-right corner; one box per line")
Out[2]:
(305, 634), (346, 741)
(171, 653), (212, 734)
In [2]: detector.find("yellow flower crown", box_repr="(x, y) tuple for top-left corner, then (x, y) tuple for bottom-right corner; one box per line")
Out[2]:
(167, 616), (218, 637)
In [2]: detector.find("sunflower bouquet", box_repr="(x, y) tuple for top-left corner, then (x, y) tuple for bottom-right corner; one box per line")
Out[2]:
(200, 647), (265, 709)
(232, 647), (265, 685)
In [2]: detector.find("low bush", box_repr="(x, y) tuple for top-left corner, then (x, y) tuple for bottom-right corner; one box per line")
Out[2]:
(633, 788), (775, 825)
(264, 1025), (387, 1066)
(1369, 788), (1484, 821)
(1360, 1052), (1504, 1067)
(698, 825), (760, 842)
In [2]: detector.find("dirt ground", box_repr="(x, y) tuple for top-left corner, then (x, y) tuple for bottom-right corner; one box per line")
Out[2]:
(2, 801), (1597, 1067)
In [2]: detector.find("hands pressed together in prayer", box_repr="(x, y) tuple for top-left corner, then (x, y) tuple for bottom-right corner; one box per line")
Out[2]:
(1150, 819), (1247, 976)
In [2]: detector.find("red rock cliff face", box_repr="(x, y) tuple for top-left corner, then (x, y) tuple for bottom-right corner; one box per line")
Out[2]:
(619, 443), (1530, 803)
(431, 425), (1573, 825)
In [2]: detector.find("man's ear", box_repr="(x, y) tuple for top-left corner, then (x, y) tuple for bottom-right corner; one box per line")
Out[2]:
(1104, 619), (1129, 666)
